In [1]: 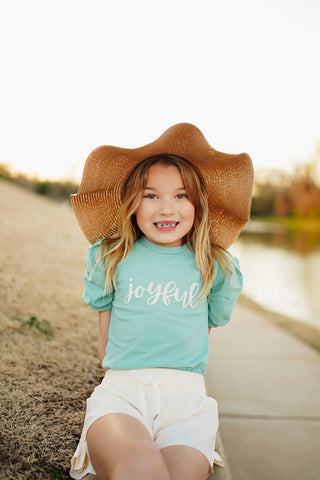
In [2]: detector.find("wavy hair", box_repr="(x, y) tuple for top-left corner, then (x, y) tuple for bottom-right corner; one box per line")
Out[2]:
(99, 154), (233, 302)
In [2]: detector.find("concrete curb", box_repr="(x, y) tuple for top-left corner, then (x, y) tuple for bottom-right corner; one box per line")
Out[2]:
(208, 431), (232, 479)
(239, 294), (320, 352)
(207, 300), (320, 480)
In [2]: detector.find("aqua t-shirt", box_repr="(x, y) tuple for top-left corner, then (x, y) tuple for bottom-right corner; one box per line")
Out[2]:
(83, 237), (242, 375)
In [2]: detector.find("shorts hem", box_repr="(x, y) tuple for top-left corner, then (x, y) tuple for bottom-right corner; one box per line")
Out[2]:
(157, 440), (216, 467)
(87, 409), (152, 437)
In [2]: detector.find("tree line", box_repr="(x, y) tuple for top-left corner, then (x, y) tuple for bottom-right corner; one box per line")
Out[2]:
(0, 163), (78, 202)
(252, 162), (320, 219)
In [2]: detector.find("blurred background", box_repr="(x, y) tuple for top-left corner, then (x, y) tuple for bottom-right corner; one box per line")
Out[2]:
(1, 0), (320, 332)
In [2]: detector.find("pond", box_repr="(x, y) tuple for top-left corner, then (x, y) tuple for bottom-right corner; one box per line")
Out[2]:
(229, 221), (320, 331)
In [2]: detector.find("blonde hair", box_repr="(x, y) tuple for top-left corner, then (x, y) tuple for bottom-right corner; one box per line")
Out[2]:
(99, 154), (234, 302)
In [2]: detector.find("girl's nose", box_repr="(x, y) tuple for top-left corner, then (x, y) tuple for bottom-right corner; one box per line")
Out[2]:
(158, 198), (175, 215)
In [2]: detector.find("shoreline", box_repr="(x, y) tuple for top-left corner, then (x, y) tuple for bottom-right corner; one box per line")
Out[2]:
(238, 294), (320, 353)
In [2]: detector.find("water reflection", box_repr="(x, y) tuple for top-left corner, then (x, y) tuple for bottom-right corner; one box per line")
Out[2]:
(230, 225), (320, 331)
(244, 222), (320, 254)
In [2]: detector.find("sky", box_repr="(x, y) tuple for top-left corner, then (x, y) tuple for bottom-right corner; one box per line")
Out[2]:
(1, 0), (320, 182)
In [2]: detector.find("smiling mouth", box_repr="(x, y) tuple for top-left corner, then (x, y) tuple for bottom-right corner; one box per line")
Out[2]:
(154, 222), (179, 232)
(154, 222), (179, 228)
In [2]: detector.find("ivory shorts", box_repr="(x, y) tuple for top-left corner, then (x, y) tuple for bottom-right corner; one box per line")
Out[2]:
(70, 368), (222, 479)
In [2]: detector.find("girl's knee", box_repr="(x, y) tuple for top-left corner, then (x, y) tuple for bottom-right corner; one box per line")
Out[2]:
(117, 442), (169, 480)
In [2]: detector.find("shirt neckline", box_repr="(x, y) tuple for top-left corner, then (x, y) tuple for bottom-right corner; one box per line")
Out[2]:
(138, 237), (190, 255)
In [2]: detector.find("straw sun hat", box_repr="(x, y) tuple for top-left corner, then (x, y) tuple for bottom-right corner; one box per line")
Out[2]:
(71, 123), (254, 249)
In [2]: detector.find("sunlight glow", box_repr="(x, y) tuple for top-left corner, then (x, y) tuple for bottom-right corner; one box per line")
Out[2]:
(1, 0), (319, 181)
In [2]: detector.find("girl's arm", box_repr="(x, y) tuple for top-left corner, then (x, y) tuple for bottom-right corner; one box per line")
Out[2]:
(97, 310), (111, 371)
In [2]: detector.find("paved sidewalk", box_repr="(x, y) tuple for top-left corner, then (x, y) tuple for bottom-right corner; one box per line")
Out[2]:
(205, 299), (320, 480)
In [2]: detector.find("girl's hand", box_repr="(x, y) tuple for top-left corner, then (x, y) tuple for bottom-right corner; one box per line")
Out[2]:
(98, 310), (111, 370)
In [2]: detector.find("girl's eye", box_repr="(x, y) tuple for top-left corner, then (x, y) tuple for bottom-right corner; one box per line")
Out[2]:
(176, 193), (188, 199)
(144, 193), (158, 199)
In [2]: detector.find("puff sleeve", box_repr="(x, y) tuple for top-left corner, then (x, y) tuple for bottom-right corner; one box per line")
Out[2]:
(208, 256), (243, 328)
(82, 240), (114, 311)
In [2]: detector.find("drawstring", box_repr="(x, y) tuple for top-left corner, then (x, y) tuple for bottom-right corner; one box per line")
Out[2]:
(132, 371), (162, 420)
(152, 380), (161, 417)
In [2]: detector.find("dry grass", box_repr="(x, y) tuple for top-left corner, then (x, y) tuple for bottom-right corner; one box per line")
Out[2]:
(0, 180), (103, 479)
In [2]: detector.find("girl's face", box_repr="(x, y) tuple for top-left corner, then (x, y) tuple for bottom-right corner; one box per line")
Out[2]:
(135, 163), (195, 247)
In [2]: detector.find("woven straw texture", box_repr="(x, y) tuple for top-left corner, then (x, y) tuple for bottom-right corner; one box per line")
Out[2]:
(71, 123), (254, 248)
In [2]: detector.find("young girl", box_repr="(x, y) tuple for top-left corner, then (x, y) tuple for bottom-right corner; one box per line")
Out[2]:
(70, 123), (253, 480)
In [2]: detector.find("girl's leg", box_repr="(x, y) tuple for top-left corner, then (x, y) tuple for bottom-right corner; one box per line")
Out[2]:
(86, 413), (170, 480)
(161, 445), (211, 480)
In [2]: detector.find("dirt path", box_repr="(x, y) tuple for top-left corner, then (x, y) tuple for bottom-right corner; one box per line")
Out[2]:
(0, 179), (102, 479)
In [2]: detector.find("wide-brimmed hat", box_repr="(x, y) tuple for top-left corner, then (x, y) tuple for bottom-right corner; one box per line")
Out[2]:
(71, 123), (254, 248)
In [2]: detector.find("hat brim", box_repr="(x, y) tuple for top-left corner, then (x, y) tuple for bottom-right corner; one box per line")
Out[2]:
(71, 123), (254, 248)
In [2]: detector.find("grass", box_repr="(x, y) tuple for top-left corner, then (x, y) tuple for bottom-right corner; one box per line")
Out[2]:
(0, 180), (102, 480)
(16, 316), (54, 337)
